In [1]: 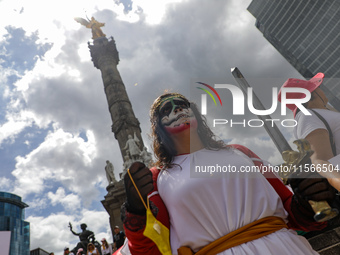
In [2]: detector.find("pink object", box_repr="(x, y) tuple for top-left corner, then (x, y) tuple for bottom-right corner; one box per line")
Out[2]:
(278, 73), (324, 117)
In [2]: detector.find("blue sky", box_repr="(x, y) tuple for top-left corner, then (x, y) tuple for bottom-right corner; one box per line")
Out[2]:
(0, 0), (303, 254)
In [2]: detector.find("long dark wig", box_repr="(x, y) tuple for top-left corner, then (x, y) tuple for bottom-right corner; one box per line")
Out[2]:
(150, 92), (226, 168)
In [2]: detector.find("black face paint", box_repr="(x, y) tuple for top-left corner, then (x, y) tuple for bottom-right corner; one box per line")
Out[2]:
(159, 98), (190, 119)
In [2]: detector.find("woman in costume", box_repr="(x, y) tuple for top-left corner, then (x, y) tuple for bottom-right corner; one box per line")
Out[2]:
(121, 92), (334, 255)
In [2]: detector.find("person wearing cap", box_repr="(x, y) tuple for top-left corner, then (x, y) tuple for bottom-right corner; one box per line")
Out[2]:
(278, 73), (340, 191)
(101, 238), (113, 255)
(113, 226), (126, 251)
(64, 248), (75, 255)
(118, 92), (337, 255)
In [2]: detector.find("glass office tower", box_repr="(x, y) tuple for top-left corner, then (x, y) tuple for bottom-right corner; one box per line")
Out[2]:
(0, 192), (30, 255)
(248, 0), (340, 110)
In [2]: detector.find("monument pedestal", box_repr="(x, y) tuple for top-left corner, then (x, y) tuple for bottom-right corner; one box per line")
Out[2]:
(101, 180), (126, 240)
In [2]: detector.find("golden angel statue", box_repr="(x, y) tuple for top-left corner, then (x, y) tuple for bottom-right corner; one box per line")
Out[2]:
(74, 16), (106, 39)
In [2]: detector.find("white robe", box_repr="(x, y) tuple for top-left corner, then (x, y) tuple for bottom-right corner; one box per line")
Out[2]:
(158, 148), (318, 255)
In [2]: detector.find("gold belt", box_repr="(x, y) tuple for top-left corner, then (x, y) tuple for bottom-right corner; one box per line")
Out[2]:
(177, 216), (288, 255)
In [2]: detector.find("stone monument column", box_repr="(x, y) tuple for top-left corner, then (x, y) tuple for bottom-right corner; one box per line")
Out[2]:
(76, 17), (147, 238)
(88, 36), (145, 236)
(89, 37), (145, 159)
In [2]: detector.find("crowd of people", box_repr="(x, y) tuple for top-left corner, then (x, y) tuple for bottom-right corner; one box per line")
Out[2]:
(61, 222), (124, 255)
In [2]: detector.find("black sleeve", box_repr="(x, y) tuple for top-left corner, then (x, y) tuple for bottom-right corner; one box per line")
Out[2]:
(120, 231), (125, 238)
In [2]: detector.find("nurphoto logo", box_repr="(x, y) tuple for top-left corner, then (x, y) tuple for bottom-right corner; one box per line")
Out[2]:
(196, 82), (312, 128)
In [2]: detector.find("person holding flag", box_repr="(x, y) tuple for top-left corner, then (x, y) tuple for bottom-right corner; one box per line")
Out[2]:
(119, 92), (335, 255)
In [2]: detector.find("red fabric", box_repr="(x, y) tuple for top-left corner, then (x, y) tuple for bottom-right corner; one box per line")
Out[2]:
(123, 145), (326, 254)
(112, 247), (122, 255)
(123, 167), (167, 255)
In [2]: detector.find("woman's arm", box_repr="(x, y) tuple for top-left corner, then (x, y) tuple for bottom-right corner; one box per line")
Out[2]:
(313, 159), (340, 191)
(305, 129), (340, 191)
(305, 129), (334, 161)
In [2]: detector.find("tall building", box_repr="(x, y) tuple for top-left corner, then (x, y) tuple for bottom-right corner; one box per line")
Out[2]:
(0, 192), (30, 255)
(248, 0), (340, 111)
(30, 247), (50, 255)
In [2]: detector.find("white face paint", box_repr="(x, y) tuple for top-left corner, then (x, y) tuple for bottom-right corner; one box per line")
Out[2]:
(159, 97), (197, 134)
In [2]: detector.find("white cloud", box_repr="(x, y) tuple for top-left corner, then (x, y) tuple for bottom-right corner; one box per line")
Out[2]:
(12, 128), (99, 202)
(79, 209), (110, 235)
(0, 109), (38, 145)
(28, 214), (75, 253)
(48, 187), (81, 211)
(26, 197), (49, 212)
(27, 210), (110, 254)
(27, 209), (111, 253)
(131, 0), (183, 24)
(0, 177), (13, 190)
